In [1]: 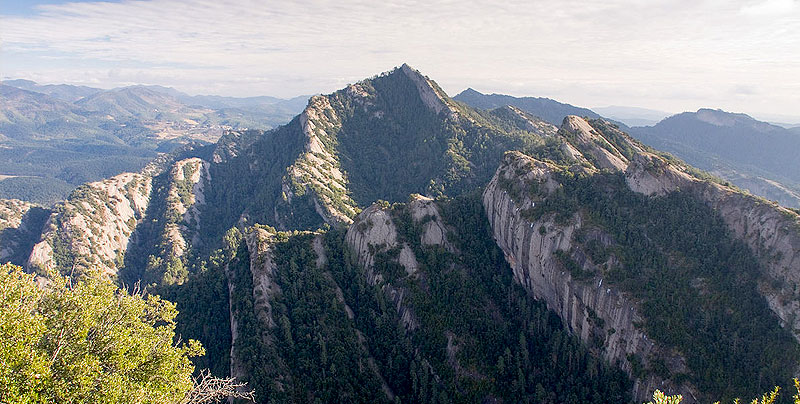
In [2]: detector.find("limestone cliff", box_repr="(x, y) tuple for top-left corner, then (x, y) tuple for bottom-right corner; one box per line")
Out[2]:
(399, 64), (460, 119)
(482, 115), (800, 401)
(345, 203), (420, 330)
(560, 115), (632, 171)
(556, 116), (800, 344)
(28, 172), (152, 277)
(483, 151), (696, 402)
(0, 199), (48, 264)
(279, 95), (358, 226)
(161, 157), (210, 258)
(224, 226), (290, 395)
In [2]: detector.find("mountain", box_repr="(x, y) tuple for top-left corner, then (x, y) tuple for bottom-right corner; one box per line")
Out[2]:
(3, 65), (800, 403)
(75, 86), (201, 120)
(592, 105), (672, 127)
(1, 79), (103, 102)
(453, 87), (601, 125)
(0, 84), (110, 142)
(630, 108), (800, 208)
(138, 84), (310, 128)
(0, 80), (307, 204)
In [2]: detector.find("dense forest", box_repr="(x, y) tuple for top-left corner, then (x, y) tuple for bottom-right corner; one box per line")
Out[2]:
(168, 194), (631, 403)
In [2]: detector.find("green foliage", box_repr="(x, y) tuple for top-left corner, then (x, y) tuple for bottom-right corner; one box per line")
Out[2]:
(0, 263), (201, 404)
(226, 232), (388, 403)
(198, 125), (310, 248)
(0, 176), (75, 206)
(320, 68), (545, 206)
(645, 390), (684, 404)
(646, 380), (800, 404)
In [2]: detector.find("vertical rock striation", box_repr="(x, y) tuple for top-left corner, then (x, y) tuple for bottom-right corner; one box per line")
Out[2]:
(483, 151), (695, 402)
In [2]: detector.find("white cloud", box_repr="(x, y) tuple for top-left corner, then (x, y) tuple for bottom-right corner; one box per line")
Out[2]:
(740, 0), (798, 15)
(0, 0), (799, 117)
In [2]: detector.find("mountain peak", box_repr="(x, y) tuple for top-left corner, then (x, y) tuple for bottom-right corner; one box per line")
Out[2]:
(396, 64), (454, 116)
(458, 87), (483, 97)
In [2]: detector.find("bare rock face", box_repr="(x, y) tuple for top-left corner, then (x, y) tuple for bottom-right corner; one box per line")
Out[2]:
(483, 117), (800, 400)
(561, 116), (630, 171)
(28, 172), (152, 277)
(0, 199), (41, 262)
(483, 151), (697, 402)
(0, 199), (34, 232)
(225, 226), (286, 392)
(244, 227), (281, 330)
(558, 116), (800, 344)
(407, 194), (454, 250)
(279, 95), (358, 227)
(345, 203), (421, 330)
(161, 157), (210, 258)
(400, 63), (458, 118)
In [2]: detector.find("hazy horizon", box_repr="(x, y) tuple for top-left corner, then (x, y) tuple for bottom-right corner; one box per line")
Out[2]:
(2, 0), (799, 122)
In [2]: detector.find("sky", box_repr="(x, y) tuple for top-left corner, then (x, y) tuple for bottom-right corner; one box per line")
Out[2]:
(1, 0), (799, 122)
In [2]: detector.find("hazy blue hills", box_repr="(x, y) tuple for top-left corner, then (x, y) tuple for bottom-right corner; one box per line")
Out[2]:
(2, 79), (103, 102)
(453, 87), (600, 125)
(0, 79), (308, 204)
(631, 108), (800, 207)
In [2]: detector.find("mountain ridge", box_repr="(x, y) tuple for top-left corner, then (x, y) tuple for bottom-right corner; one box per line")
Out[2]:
(2, 65), (799, 403)
(453, 87), (601, 126)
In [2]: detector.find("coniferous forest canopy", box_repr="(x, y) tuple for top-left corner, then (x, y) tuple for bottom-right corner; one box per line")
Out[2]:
(2, 64), (800, 404)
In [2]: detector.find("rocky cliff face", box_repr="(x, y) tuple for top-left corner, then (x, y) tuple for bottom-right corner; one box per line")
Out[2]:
(0, 199), (49, 264)
(344, 194), (456, 332)
(28, 172), (152, 277)
(559, 116), (800, 346)
(399, 64), (459, 119)
(483, 115), (800, 401)
(161, 157), (209, 258)
(345, 203), (420, 330)
(483, 151), (696, 402)
(279, 95), (358, 226)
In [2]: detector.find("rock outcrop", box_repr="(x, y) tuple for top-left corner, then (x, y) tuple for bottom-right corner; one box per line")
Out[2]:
(482, 115), (800, 400)
(161, 157), (210, 258)
(561, 116), (630, 171)
(280, 95), (358, 226)
(483, 151), (696, 402)
(28, 172), (152, 277)
(400, 64), (458, 118)
(346, 204), (420, 330)
(408, 195), (454, 250)
(0, 199), (48, 264)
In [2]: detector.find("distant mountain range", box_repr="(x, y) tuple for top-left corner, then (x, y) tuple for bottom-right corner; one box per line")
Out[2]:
(3, 79), (104, 102)
(0, 80), (308, 204)
(453, 88), (601, 126)
(455, 89), (800, 208)
(631, 108), (800, 208)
